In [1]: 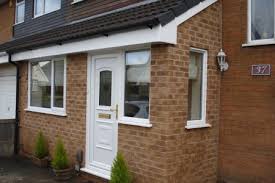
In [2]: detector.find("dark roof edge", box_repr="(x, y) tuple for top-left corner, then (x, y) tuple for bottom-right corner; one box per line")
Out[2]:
(7, 19), (160, 53)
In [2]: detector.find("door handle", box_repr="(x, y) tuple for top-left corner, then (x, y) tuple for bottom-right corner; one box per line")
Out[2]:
(110, 104), (118, 120)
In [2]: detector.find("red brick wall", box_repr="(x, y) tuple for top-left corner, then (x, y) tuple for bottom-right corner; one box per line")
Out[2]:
(18, 2), (222, 183)
(219, 0), (275, 182)
(0, 0), (14, 43)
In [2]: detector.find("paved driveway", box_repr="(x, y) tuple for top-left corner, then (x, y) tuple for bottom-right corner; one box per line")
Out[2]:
(0, 157), (83, 183)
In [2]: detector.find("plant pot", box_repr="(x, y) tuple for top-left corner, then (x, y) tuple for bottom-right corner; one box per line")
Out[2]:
(32, 156), (49, 168)
(53, 167), (74, 181)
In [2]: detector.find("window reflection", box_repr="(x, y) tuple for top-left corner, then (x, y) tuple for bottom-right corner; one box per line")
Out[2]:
(251, 0), (274, 40)
(125, 50), (150, 119)
(31, 61), (52, 108)
(54, 60), (64, 108)
(188, 52), (203, 120)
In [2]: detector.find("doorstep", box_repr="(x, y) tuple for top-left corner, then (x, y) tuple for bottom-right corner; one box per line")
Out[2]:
(80, 169), (109, 183)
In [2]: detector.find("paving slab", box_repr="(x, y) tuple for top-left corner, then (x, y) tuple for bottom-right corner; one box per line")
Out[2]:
(0, 156), (83, 183)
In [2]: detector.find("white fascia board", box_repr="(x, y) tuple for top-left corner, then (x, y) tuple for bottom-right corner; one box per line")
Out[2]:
(175, 0), (218, 26)
(11, 0), (217, 61)
(11, 25), (177, 61)
(0, 53), (8, 64)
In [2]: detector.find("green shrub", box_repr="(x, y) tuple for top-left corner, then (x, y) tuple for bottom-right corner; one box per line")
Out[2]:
(110, 152), (132, 183)
(51, 138), (69, 170)
(34, 131), (48, 159)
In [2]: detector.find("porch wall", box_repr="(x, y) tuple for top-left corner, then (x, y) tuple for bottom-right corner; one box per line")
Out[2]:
(18, 53), (88, 162)
(119, 1), (222, 183)
(149, 2), (222, 183)
(18, 2), (222, 183)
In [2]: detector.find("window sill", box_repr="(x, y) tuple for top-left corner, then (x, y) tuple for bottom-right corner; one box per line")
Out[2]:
(242, 40), (275, 47)
(185, 123), (211, 130)
(118, 120), (152, 128)
(14, 21), (24, 26)
(71, 0), (85, 4)
(25, 107), (67, 117)
(33, 9), (61, 19)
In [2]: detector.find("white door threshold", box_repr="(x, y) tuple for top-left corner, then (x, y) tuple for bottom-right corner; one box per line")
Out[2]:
(80, 167), (111, 180)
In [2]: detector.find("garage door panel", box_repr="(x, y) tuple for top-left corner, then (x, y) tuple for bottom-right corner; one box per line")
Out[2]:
(0, 76), (16, 120)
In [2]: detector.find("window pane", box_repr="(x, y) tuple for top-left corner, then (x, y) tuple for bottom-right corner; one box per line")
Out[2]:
(251, 0), (274, 40)
(54, 60), (64, 108)
(31, 61), (51, 108)
(16, 3), (25, 23)
(35, 0), (44, 16)
(45, 0), (61, 13)
(188, 52), (203, 121)
(99, 71), (112, 106)
(125, 50), (150, 119)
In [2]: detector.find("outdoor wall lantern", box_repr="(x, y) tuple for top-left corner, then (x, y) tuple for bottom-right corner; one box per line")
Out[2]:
(217, 49), (229, 72)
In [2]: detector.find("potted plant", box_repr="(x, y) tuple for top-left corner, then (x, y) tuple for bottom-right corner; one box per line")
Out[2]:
(110, 152), (132, 183)
(51, 138), (73, 181)
(32, 131), (49, 168)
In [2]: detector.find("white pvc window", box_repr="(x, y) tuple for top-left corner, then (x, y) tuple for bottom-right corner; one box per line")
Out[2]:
(120, 50), (151, 127)
(15, 0), (25, 24)
(27, 58), (66, 116)
(186, 48), (210, 129)
(248, 0), (275, 43)
(34, 0), (61, 17)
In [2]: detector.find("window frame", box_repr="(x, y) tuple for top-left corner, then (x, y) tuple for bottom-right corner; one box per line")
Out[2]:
(118, 49), (152, 128)
(186, 48), (210, 129)
(15, 0), (25, 25)
(34, 0), (61, 18)
(247, 0), (275, 44)
(27, 57), (67, 116)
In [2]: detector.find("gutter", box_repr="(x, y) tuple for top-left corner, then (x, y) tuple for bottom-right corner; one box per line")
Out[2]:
(8, 52), (20, 155)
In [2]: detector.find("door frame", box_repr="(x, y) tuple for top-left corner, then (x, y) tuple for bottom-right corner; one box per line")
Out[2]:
(84, 52), (123, 179)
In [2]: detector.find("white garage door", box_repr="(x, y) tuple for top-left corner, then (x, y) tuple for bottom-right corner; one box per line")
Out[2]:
(0, 64), (16, 120)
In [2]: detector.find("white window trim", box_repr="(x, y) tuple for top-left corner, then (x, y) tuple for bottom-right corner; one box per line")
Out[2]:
(186, 48), (211, 130)
(246, 0), (275, 46)
(118, 49), (152, 128)
(71, 0), (85, 5)
(26, 57), (67, 116)
(34, 0), (61, 18)
(15, 0), (25, 25)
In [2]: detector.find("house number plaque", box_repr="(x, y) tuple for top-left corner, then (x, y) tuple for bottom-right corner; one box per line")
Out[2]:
(251, 64), (271, 76)
(98, 113), (111, 119)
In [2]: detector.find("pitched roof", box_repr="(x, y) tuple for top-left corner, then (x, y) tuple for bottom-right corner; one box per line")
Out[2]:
(0, 0), (205, 53)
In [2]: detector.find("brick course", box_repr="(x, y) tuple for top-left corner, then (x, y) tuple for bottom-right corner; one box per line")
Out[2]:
(0, 0), (14, 43)
(219, 0), (275, 182)
(18, 2), (222, 183)
(19, 54), (87, 163)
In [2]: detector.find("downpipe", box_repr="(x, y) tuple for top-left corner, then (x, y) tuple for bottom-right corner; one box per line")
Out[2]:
(8, 53), (20, 155)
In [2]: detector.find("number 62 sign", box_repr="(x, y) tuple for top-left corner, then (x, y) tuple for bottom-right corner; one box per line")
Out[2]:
(251, 64), (271, 76)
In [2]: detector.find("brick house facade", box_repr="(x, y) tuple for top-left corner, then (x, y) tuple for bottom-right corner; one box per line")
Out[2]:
(219, 0), (275, 182)
(2, 0), (274, 182)
(11, 1), (223, 182)
(0, 0), (14, 43)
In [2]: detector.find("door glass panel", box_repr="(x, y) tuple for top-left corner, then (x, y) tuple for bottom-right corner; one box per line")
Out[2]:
(99, 71), (112, 106)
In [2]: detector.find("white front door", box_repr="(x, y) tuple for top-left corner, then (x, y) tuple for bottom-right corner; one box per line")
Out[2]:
(87, 54), (120, 179)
